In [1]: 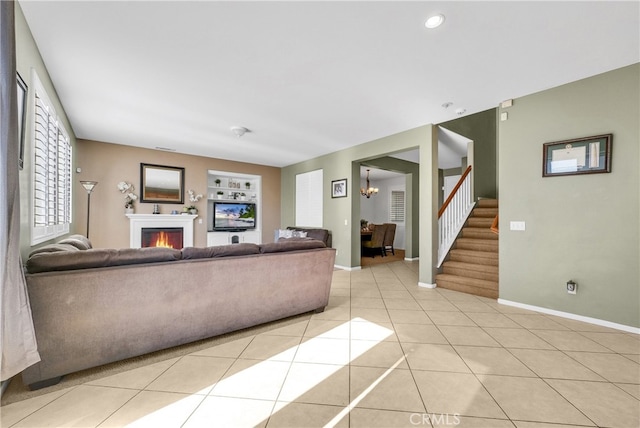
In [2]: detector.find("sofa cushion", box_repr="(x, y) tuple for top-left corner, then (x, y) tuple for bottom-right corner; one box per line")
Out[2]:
(260, 238), (326, 254)
(182, 243), (260, 260)
(28, 243), (80, 258)
(26, 247), (182, 274)
(58, 235), (92, 250)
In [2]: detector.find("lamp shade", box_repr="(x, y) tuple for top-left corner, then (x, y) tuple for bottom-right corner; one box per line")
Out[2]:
(80, 181), (98, 193)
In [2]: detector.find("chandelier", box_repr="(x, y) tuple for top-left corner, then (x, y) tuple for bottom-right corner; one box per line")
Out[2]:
(360, 169), (379, 198)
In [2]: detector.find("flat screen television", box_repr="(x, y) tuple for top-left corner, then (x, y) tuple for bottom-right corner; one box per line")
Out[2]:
(212, 201), (256, 231)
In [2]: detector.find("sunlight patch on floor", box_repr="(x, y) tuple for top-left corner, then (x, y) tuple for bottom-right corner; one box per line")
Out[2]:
(127, 317), (393, 427)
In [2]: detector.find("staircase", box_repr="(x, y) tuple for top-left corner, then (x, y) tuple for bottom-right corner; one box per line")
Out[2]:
(436, 199), (498, 299)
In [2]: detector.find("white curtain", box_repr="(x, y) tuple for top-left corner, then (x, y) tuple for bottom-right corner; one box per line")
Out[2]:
(1, 0), (41, 381)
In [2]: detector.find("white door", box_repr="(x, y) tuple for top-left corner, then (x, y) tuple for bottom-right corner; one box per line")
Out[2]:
(443, 175), (461, 201)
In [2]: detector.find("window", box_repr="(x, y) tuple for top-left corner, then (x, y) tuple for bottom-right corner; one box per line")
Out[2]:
(390, 190), (405, 222)
(31, 73), (72, 245)
(295, 169), (323, 227)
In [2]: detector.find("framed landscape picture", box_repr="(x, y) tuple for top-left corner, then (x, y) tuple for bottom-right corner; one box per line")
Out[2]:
(140, 163), (185, 203)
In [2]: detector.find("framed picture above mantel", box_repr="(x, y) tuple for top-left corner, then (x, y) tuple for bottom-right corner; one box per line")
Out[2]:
(140, 163), (185, 204)
(542, 134), (612, 177)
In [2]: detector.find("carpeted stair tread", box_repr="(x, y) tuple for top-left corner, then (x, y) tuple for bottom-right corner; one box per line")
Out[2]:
(461, 227), (498, 240)
(455, 238), (498, 252)
(466, 217), (494, 228)
(443, 260), (498, 273)
(435, 276), (499, 299)
(435, 273), (498, 291)
(476, 199), (498, 208)
(471, 207), (499, 218)
(442, 261), (498, 282)
(449, 249), (498, 266)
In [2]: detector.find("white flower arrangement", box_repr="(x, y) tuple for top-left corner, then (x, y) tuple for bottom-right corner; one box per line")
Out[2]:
(186, 189), (203, 210)
(117, 181), (138, 208)
(188, 189), (203, 203)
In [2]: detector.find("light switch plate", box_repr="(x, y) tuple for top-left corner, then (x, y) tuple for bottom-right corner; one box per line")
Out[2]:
(510, 221), (526, 231)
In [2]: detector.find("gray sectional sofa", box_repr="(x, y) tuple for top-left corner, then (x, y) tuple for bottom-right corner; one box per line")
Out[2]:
(22, 236), (336, 389)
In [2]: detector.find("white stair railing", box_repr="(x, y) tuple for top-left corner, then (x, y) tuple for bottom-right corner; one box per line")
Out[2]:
(437, 166), (475, 267)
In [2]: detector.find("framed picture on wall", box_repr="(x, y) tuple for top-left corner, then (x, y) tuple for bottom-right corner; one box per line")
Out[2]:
(543, 134), (612, 177)
(17, 72), (27, 169)
(140, 163), (185, 203)
(331, 178), (347, 198)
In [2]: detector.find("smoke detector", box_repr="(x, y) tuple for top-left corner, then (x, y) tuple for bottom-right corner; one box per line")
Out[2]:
(230, 126), (250, 137)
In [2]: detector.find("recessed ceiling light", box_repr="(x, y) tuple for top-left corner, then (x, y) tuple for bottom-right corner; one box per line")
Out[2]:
(425, 14), (445, 29)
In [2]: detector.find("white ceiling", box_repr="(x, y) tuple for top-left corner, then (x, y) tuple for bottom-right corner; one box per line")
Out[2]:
(19, 1), (639, 168)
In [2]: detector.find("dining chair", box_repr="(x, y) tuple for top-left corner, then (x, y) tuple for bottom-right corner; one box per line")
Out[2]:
(362, 223), (387, 258)
(382, 223), (396, 256)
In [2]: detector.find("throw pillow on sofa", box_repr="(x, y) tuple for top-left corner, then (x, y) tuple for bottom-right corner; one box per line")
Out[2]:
(58, 234), (92, 250)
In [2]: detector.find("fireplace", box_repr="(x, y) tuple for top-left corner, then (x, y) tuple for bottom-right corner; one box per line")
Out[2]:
(126, 214), (196, 248)
(141, 227), (184, 249)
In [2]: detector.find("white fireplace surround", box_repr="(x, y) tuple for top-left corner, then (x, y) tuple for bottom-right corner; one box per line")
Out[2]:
(126, 214), (197, 248)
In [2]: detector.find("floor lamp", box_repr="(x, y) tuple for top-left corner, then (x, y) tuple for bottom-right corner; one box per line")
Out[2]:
(80, 181), (98, 238)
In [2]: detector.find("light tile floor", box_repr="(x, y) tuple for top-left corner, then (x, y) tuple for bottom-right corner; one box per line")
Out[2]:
(2, 261), (639, 427)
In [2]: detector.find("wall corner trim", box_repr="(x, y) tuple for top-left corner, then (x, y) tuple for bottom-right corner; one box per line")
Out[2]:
(418, 282), (437, 289)
(336, 265), (361, 271)
(497, 299), (640, 334)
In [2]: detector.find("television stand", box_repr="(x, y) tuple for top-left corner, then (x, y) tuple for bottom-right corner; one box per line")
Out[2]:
(207, 229), (260, 246)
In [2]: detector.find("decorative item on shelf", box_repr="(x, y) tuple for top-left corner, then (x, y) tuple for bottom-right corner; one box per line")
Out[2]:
(360, 219), (368, 230)
(214, 178), (221, 187)
(245, 182), (251, 190)
(239, 192), (246, 201)
(360, 169), (378, 198)
(216, 191), (224, 199)
(117, 181), (138, 215)
(153, 204), (160, 214)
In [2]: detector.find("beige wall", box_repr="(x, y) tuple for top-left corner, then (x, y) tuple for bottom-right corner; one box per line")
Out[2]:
(498, 63), (639, 328)
(75, 140), (281, 249)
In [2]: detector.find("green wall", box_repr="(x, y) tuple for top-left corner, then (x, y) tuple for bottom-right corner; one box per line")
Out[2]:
(281, 125), (439, 285)
(440, 108), (497, 199)
(15, 3), (79, 257)
(498, 63), (639, 328)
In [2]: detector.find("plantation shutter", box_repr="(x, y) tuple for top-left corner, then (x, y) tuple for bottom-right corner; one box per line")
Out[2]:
(32, 73), (72, 244)
(295, 169), (323, 227)
(390, 190), (405, 222)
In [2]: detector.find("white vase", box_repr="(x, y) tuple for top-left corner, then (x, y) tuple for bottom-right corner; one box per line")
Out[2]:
(125, 207), (134, 215)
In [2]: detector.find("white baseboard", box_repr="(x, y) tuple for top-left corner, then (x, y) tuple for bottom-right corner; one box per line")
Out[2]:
(498, 299), (640, 334)
(418, 282), (436, 289)
(335, 264), (361, 271)
(405, 257), (419, 261)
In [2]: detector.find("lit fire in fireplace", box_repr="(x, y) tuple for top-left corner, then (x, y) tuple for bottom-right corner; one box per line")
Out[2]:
(141, 227), (183, 249)
(152, 231), (174, 248)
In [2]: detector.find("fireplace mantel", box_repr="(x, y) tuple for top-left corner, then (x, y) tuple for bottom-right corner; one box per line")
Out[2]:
(126, 214), (197, 248)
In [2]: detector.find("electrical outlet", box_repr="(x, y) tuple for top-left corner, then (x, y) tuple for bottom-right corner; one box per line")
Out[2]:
(567, 280), (577, 294)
